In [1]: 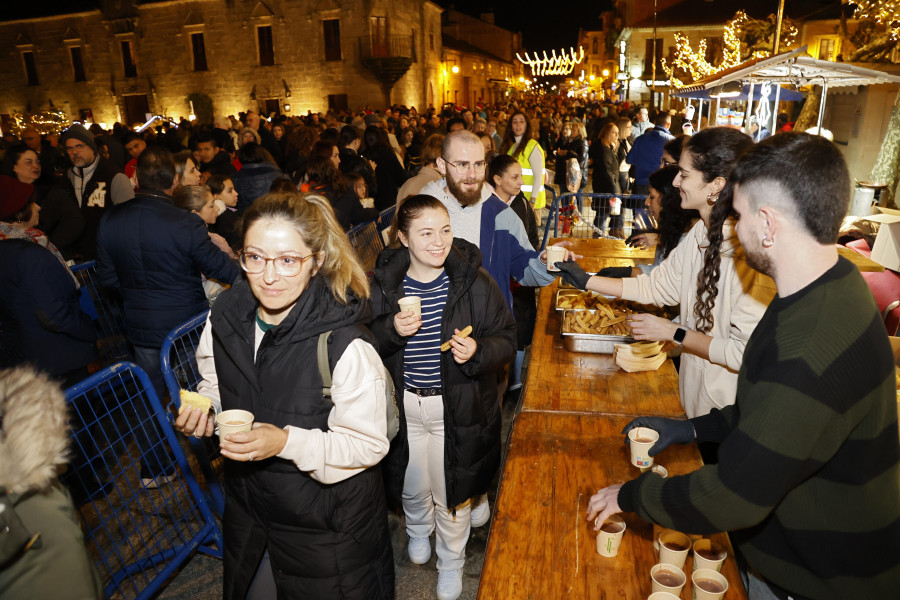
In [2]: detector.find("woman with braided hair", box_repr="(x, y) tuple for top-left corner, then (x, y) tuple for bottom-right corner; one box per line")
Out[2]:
(556, 127), (774, 420)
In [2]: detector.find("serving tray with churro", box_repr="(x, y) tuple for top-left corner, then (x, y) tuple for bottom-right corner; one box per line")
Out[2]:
(560, 308), (634, 353)
(555, 289), (612, 311)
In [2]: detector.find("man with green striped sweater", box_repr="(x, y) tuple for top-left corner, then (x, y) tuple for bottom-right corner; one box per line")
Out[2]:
(587, 132), (900, 600)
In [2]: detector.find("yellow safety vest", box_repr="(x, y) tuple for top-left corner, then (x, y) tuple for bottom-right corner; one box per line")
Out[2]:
(509, 138), (546, 209)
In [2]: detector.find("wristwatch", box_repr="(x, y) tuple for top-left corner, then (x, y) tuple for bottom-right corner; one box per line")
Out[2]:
(673, 327), (687, 345)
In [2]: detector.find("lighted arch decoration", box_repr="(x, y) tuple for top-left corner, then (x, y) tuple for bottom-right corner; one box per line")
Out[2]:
(516, 47), (585, 77)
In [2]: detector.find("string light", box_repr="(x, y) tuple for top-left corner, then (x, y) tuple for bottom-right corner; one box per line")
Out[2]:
(661, 11), (798, 87)
(853, 0), (900, 38)
(9, 108), (71, 137)
(517, 47), (585, 76)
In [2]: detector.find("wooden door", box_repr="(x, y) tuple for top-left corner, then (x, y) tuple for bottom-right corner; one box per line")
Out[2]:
(123, 94), (149, 126)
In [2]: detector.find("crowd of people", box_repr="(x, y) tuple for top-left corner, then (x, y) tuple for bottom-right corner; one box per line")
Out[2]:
(0, 92), (897, 600)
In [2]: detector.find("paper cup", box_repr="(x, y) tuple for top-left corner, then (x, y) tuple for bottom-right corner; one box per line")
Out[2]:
(692, 539), (727, 572)
(651, 464), (669, 477)
(397, 296), (422, 316)
(650, 563), (686, 596)
(216, 409), (254, 444)
(658, 530), (692, 570)
(628, 427), (659, 468)
(595, 514), (626, 557)
(647, 593), (681, 600)
(692, 568), (729, 600)
(546, 245), (567, 272)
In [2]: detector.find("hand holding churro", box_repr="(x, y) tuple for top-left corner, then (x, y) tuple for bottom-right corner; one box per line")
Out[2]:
(442, 326), (476, 364)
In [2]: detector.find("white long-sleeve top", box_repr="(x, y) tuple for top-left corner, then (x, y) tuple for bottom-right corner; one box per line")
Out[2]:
(620, 219), (775, 418)
(196, 316), (390, 484)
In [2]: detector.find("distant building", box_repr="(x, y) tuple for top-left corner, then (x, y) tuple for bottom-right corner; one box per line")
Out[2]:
(0, 0), (443, 128)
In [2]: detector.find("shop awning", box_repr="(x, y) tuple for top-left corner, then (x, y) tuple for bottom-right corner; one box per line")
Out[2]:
(675, 83), (804, 101)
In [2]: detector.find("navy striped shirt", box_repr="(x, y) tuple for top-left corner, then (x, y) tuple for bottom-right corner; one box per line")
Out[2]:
(403, 271), (449, 388)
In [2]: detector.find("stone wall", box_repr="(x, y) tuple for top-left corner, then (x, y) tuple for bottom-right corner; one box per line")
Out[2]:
(0, 0), (443, 127)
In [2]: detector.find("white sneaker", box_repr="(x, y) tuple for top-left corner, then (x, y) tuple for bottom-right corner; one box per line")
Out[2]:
(470, 494), (491, 528)
(437, 568), (463, 600)
(407, 537), (431, 564)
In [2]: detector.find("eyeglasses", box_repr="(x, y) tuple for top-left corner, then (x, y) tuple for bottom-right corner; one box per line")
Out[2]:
(443, 159), (487, 175)
(240, 252), (316, 277)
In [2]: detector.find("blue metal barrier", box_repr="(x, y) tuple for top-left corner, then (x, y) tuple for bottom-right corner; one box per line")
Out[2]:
(71, 260), (132, 366)
(63, 362), (222, 600)
(541, 191), (649, 249)
(160, 311), (225, 518)
(348, 220), (384, 274)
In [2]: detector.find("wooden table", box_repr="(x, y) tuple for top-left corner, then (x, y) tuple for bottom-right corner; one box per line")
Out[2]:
(478, 412), (748, 600)
(520, 278), (684, 417)
(477, 238), (748, 599)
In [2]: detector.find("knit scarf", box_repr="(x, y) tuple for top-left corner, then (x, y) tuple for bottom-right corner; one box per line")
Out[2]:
(0, 222), (79, 287)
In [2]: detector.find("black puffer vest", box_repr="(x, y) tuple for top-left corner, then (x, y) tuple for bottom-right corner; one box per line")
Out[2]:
(210, 276), (394, 600)
(66, 156), (123, 259)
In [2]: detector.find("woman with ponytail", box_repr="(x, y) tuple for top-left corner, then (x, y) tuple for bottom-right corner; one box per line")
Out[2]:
(556, 128), (774, 419)
(173, 192), (395, 599)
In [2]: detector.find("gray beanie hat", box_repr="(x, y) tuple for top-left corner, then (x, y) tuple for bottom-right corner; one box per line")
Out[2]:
(60, 124), (98, 152)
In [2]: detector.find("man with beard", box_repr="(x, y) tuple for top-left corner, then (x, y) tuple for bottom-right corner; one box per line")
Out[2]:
(421, 130), (563, 310)
(587, 133), (900, 600)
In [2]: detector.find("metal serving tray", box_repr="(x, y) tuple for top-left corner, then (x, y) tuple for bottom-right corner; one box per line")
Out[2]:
(559, 309), (633, 354)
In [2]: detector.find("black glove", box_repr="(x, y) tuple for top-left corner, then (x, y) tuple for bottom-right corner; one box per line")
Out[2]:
(622, 417), (695, 457)
(625, 229), (658, 247)
(597, 267), (634, 279)
(555, 259), (591, 290)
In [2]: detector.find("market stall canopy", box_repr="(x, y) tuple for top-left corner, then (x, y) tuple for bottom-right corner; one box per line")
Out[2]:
(674, 46), (900, 96)
(675, 84), (804, 101)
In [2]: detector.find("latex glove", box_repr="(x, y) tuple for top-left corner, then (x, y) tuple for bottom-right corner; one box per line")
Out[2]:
(621, 416), (695, 456)
(555, 259), (591, 290)
(597, 267), (634, 279)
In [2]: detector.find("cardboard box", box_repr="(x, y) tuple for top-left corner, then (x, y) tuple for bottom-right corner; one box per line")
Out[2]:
(862, 207), (900, 272)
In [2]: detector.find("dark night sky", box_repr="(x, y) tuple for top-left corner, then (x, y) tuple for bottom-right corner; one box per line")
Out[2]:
(7, 0), (612, 52)
(438, 0), (614, 51)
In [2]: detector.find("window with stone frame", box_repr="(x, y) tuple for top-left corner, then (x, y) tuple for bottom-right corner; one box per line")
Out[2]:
(70, 47), (87, 82)
(22, 51), (38, 86)
(323, 19), (341, 61)
(257, 25), (275, 66)
(121, 40), (137, 77)
(191, 32), (208, 71)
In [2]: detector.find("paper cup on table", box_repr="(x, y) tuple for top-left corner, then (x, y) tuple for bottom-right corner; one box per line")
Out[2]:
(628, 427), (659, 468)
(658, 530), (692, 570)
(692, 539), (727, 572)
(647, 593), (681, 600)
(546, 245), (567, 272)
(216, 409), (254, 444)
(692, 568), (729, 600)
(595, 514), (626, 557)
(397, 296), (422, 316)
(650, 563), (686, 596)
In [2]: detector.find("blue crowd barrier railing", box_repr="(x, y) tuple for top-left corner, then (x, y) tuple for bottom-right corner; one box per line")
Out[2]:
(63, 362), (222, 600)
(160, 310), (225, 518)
(71, 260), (132, 366)
(348, 220), (384, 275)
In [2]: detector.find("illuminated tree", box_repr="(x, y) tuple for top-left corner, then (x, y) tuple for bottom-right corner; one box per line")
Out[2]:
(661, 11), (799, 87)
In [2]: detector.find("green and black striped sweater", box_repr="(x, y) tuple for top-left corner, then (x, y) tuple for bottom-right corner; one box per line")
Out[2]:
(619, 257), (900, 599)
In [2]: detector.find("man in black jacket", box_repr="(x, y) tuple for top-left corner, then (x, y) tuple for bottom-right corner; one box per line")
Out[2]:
(338, 126), (376, 198)
(97, 146), (240, 484)
(195, 130), (236, 181)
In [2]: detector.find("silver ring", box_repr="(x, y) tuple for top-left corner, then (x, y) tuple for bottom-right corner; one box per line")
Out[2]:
(248, 453), (254, 461)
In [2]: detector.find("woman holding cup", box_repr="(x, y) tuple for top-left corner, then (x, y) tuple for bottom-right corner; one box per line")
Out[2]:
(174, 193), (394, 599)
(369, 194), (516, 600)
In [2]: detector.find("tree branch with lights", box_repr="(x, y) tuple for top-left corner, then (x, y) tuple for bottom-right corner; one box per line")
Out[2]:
(661, 11), (799, 87)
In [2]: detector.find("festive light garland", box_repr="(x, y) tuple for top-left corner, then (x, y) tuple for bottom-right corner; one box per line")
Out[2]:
(661, 11), (798, 87)
(517, 47), (585, 76)
(9, 109), (71, 137)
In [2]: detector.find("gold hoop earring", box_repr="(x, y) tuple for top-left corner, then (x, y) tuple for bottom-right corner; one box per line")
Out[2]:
(762, 236), (774, 248)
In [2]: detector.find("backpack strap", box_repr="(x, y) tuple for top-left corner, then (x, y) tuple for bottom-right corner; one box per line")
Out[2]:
(317, 330), (333, 398)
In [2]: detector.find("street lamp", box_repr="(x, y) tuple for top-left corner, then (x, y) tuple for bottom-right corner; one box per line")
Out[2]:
(630, 65), (642, 80)
(451, 65), (459, 74)
(602, 69), (610, 77)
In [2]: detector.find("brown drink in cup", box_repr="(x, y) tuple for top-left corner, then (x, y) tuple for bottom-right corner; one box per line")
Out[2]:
(691, 568), (729, 600)
(650, 563), (686, 596)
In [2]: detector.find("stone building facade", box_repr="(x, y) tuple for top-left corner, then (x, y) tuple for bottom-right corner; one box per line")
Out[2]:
(0, 0), (444, 128)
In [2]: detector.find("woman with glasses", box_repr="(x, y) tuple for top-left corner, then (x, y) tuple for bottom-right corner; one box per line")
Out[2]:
(174, 193), (395, 600)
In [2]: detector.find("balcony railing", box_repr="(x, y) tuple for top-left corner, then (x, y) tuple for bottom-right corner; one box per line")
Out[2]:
(357, 34), (415, 61)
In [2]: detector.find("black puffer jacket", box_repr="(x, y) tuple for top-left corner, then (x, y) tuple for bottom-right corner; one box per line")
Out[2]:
(369, 239), (516, 508)
(211, 276), (394, 600)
